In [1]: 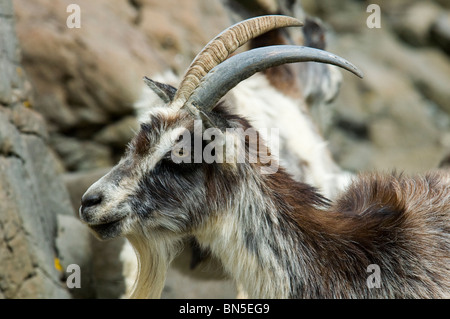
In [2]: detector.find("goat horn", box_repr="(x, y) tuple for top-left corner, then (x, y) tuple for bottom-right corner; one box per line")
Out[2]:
(187, 45), (364, 112)
(171, 15), (303, 110)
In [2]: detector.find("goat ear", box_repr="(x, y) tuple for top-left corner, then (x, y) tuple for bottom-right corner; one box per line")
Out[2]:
(302, 17), (326, 50)
(299, 18), (342, 105)
(143, 76), (176, 103)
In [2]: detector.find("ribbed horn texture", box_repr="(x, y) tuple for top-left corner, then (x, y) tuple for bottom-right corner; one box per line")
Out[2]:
(187, 45), (364, 112)
(170, 15), (303, 110)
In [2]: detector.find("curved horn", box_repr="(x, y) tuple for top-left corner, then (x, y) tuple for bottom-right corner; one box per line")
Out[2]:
(187, 45), (364, 112)
(171, 15), (303, 110)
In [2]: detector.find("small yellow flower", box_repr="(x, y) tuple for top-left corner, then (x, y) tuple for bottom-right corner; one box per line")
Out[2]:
(54, 257), (63, 272)
(23, 100), (32, 109)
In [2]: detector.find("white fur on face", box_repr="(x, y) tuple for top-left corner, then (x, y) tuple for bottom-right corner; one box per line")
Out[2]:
(139, 123), (191, 173)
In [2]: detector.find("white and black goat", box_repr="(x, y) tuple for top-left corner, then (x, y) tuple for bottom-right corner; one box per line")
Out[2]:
(127, 16), (353, 297)
(80, 16), (450, 298)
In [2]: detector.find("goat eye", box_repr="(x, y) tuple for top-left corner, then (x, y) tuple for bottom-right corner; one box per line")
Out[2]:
(171, 147), (190, 162)
(172, 148), (189, 157)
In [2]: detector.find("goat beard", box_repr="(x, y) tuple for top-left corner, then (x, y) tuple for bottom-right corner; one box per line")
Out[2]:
(126, 231), (182, 299)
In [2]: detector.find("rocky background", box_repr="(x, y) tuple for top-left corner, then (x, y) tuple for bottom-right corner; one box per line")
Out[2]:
(304, 0), (450, 173)
(0, 0), (74, 298)
(1, 0), (449, 298)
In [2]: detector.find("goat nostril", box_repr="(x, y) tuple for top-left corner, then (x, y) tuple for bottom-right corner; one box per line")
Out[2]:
(81, 193), (103, 208)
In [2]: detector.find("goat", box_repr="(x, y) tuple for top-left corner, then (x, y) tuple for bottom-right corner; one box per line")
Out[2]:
(79, 16), (450, 298)
(127, 17), (353, 298)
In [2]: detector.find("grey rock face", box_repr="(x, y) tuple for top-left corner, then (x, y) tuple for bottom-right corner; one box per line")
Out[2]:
(0, 0), (82, 299)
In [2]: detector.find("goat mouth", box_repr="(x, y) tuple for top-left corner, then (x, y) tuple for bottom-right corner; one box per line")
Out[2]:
(88, 217), (126, 240)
